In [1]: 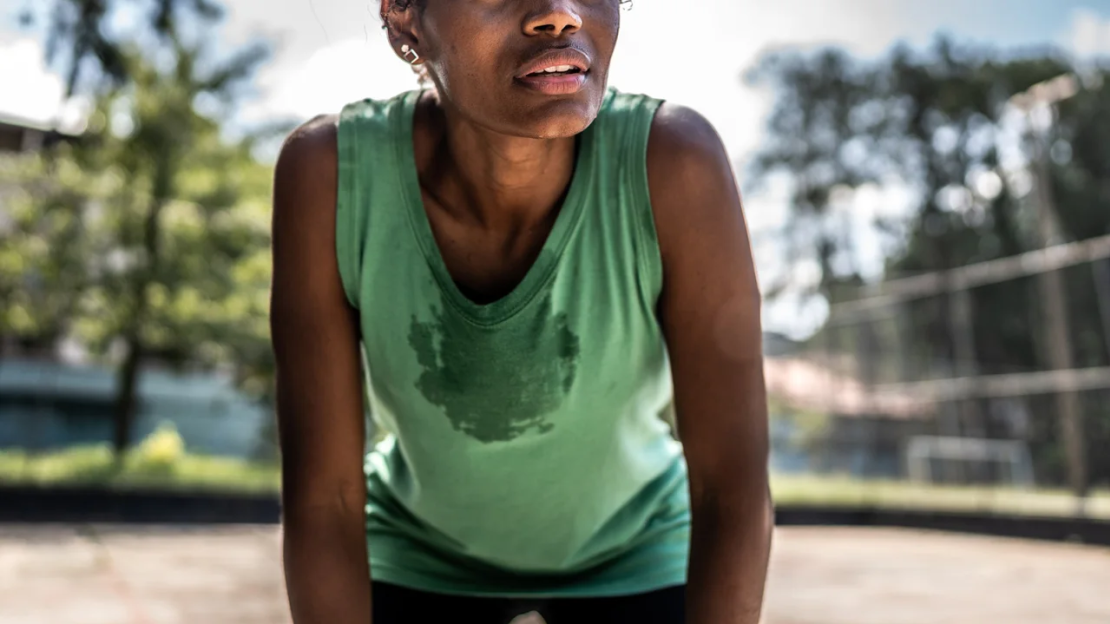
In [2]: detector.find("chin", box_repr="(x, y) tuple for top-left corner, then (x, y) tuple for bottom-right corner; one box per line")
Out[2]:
(517, 95), (604, 140)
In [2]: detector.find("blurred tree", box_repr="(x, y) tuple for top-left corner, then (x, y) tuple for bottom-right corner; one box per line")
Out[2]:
(27, 0), (224, 96)
(750, 38), (1110, 485)
(86, 41), (270, 455)
(43, 0), (126, 96)
(0, 151), (111, 357)
(745, 48), (880, 298)
(5, 0), (276, 457)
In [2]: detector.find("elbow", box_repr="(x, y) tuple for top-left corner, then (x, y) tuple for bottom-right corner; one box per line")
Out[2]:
(689, 463), (774, 527)
(689, 482), (774, 550)
(696, 482), (774, 519)
(281, 478), (366, 528)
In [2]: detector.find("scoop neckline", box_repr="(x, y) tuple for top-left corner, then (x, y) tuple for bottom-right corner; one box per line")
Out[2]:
(394, 89), (596, 326)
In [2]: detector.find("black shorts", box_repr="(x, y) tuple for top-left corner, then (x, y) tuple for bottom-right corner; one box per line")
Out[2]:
(372, 581), (686, 624)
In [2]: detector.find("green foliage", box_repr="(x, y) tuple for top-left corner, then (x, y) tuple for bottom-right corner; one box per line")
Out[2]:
(751, 37), (1110, 486)
(2, 0), (280, 457)
(0, 150), (115, 346)
(7, 441), (1110, 517)
(770, 473), (1110, 519)
(0, 49), (275, 372)
(0, 426), (280, 493)
(132, 422), (186, 472)
(748, 39), (1090, 291)
(30, 0), (235, 97)
(63, 52), (274, 362)
(42, 0), (126, 95)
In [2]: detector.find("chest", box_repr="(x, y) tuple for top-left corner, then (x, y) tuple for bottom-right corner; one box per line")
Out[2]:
(355, 209), (663, 444)
(419, 192), (563, 306)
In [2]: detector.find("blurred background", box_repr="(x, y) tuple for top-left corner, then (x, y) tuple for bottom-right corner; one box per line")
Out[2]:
(1, 0), (1109, 623)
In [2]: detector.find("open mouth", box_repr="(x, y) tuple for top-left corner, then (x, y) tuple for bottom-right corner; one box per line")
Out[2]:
(525, 65), (585, 78)
(515, 49), (592, 95)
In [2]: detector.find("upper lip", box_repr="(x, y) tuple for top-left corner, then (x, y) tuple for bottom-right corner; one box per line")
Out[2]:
(515, 47), (591, 78)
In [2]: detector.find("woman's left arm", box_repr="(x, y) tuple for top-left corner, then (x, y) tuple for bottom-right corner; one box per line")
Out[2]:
(648, 103), (774, 624)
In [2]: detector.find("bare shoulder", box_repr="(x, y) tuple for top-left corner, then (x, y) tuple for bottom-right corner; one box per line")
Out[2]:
(271, 114), (345, 307)
(272, 115), (339, 240)
(647, 102), (729, 171)
(275, 114), (339, 188)
(285, 113), (339, 150)
(645, 103), (743, 263)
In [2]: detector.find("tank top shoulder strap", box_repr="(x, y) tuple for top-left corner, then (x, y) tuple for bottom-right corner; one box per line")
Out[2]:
(336, 89), (663, 309)
(591, 89), (666, 305)
(335, 90), (422, 309)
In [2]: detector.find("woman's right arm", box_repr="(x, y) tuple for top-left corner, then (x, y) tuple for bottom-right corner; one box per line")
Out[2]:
(270, 115), (374, 623)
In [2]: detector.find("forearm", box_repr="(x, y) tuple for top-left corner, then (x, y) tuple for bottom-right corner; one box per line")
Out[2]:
(686, 486), (774, 624)
(283, 504), (373, 624)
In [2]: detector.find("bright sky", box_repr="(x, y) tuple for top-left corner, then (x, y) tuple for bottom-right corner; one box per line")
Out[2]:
(1, 0), (1108, 336)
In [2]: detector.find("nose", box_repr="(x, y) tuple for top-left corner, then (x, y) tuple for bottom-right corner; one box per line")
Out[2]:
(523, 1), (583, 37)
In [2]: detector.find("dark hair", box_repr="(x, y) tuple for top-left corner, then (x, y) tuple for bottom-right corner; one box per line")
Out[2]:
(382, 0), (632, 23)
(381, 0), (423, 24)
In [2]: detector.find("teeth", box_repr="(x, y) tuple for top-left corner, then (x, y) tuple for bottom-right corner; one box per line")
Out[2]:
(542, 65), (575, 73)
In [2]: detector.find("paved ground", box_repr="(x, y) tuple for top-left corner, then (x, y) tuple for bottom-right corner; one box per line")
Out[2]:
(1, 525), (1108, 624)
(763, 528), (1110, 624)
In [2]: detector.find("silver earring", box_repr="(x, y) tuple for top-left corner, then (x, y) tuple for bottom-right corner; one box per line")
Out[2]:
(401, 44), (420, 65)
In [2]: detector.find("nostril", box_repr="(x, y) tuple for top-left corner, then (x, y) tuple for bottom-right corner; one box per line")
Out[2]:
(525, 10), (583, 36)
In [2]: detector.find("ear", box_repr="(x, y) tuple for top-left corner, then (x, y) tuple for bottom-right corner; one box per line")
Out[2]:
(381, 0), (422, 65)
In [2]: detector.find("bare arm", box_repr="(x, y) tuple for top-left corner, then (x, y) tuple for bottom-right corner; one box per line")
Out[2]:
(649, 104), (774, 624)
(271, 115), (373, 623)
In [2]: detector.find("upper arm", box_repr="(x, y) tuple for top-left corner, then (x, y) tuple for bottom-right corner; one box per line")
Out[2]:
(647, 104), (769, 500)
(270, 114), (367, 513)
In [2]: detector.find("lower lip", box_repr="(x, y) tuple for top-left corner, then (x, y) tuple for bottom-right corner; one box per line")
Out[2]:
(514, 72), (588, 95)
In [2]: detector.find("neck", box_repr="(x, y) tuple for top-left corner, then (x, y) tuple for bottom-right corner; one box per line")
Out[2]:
(417, 94), (577, 229)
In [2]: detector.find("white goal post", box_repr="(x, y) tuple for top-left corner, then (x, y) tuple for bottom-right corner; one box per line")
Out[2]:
(905, 436), (1035, 486)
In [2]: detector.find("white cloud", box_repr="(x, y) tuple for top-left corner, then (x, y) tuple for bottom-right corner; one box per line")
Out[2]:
(239, 35), (417, 123)
(1066, 9), (1110, 57)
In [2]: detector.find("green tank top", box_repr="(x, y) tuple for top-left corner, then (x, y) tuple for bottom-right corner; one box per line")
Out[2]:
(336, 88), (689, 598)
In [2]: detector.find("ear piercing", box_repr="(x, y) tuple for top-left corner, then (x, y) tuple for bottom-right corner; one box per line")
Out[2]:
(401, 44), (420, 65)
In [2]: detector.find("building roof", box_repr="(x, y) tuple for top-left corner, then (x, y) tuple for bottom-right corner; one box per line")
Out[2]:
(0, 112), (55, 133)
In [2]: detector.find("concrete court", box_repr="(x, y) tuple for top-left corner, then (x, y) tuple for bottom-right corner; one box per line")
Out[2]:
(1, 525), (1108, 624)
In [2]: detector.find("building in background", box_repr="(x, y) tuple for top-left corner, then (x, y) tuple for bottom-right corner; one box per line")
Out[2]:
(0, 358), (271, 459)
(765, 354), (935, 479)
(0, 112), (77, 153)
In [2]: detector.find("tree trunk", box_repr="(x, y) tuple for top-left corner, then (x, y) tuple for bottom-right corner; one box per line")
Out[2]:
(112, 334), (143, 455)
(111, 192), (166, 458)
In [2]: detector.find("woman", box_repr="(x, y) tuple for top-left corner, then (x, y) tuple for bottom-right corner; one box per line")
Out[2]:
(269, 0), (773, 622)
